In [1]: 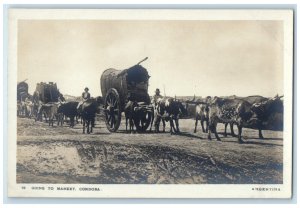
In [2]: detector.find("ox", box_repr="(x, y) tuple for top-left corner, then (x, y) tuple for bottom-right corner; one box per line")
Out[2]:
(78, 97), (103, 134)
(154, 98), (187, 134)
(57, 101), (79, 127)
(208, 97), (257, 143)
(193, 100), (236, 137)
(38, 103), (59, 127)
(17, 101), (26, 117)
(24, 100), (34, 118)
(193, 97), (212, 134)
(250, 96), (283, 132)
(124, 100), (139, 133)
(222, 95), (270, 138)
(33, 101), (44, 121)
(194, 103), (209, 133)
(241, 95), (269, 138)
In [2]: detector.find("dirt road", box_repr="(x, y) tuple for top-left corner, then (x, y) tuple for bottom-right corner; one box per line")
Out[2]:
(17, 117), (283, 184)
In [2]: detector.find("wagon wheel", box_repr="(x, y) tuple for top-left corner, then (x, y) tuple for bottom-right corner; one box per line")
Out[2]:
(134, 111), (152, 132)
(104, 88), (121, 132)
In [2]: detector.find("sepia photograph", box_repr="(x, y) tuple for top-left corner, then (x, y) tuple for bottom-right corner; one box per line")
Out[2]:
(7, 9), (293, 198)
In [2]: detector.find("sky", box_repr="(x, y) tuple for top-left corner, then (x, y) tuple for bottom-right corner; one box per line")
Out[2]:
(17, 20), (283, 97)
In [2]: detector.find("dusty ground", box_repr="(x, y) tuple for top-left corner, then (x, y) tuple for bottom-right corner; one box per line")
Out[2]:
(17, 116), (283, 184)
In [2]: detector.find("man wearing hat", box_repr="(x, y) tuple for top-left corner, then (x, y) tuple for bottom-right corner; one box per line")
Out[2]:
(77, 87), (91, 109)
(151, 88), (163, 105)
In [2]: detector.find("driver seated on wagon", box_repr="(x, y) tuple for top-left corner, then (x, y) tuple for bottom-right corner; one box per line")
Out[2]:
(77, 87), (91, 109)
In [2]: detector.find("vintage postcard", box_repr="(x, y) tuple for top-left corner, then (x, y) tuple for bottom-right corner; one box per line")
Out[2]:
(7, 9), (293, 198)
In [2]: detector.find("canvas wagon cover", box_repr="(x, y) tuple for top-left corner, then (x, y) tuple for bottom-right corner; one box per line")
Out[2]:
(17, 81), (28, 101)
(101, 64), (151, 107)
(34, 82), (61, 103)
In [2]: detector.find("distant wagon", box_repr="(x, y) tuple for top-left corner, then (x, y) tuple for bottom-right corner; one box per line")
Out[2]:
(33, 82), (63, 103)
(17, 80), (29, 101)
(100, 57), (152, 132)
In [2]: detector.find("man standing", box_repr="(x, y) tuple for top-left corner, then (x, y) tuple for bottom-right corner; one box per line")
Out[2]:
(151, 88), (163, 105)
(151, 88), (165, 133)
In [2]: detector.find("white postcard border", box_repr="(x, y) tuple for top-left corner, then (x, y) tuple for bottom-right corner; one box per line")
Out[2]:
(7, 9), (294, 198)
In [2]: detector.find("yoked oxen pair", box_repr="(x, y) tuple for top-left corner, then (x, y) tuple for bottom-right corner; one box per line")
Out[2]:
(124, 101), (153, 133)
(36, 97), (102, 132)
(17, 98), (34, 118)
(36, 101), (80, 127)
(220, 95), (276, 139)
(153, 97), (187, 134)
(194, 101), (236, 137)
(207, 96), (283, 143)
(124, 100), (138, 133)
(207, 97), (256, 143)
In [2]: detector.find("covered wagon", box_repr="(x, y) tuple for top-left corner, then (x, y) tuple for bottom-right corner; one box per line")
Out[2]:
(17, 81), (29, 102)
(33, 82), (63, 103)
(100, 57), (152, 132)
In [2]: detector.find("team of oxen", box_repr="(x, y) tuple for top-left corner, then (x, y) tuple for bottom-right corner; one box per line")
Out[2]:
(192, 95), (283, 143)
(123, 94), (284, 143)
(17, 94), (283, 143)
(17, 97), (103, 134)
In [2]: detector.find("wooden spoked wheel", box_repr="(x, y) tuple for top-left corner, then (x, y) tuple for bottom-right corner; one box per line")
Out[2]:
(104, 88), (121, 132)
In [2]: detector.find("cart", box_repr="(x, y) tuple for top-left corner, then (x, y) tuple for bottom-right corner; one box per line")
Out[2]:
(33, 82), (62, 103)
(17, 80), (29, 102)
(100, 57), (153, 132)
